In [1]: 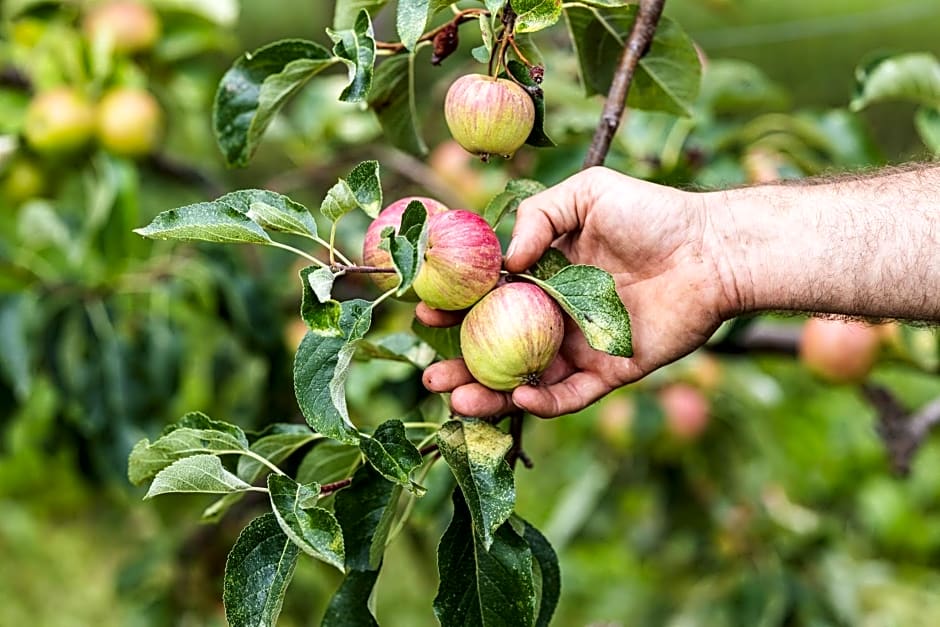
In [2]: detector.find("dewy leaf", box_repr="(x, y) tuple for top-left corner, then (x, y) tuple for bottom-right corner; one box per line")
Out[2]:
(504, 60), (554, 148)
(360, 419), (424, 491)
(915, 107), (940, 153)
(528, 248), (572, 281)
(328, 10), (376, 102)
(397, 0), (430, 51)
(224, 513), (300, 627)
(299, 265), (343, 337)
(513, 0), (563, 34)
(134, 201), (272, 244)
(237, 424), (320, 483)
(322, 568), (380, 627)
(850, 52), (940, 111)
(368, 53), (427, 155)
(334, 464), (402, 571)
(411, 320), (462, 360)
(145, 454), (253, 498)
(520, 519), (560, 627)
(214, 39), (338, 166)
(379, 199), (428, 296)
(240, 191), (319, 237)
(333, 0), (390, 29)
(294, 299), (373, 443)
(320, 160), (383, 221)
(564, 4), (701, 116)
(267, 475), (346, 571)
(433, 490), (536, 627)
(527, 264), (633, 357)
(483, 177), (546, 228)
(437, 419), (515, 550)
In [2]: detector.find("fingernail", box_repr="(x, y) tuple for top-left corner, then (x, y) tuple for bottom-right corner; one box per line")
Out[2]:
(505, 237), (518, 260)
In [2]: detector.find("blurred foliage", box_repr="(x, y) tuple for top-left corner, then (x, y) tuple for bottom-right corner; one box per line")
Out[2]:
(0, 0), (939, 625)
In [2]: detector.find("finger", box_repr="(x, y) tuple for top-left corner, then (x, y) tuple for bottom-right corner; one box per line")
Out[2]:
(451, 383), (517, 418)
(505, 172), (588, 273)
(415, 302), (465, 328)
(512, 372), (612, 418)
(423, 359), (474, 392)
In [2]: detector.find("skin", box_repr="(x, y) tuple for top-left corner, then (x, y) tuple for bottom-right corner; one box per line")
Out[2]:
(418, 165), (940, 418)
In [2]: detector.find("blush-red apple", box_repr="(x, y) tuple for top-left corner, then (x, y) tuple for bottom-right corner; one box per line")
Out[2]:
(444, 74), (535, 160)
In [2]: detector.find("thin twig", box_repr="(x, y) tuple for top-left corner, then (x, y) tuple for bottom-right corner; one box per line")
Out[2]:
(583, 0), (667, 168)
(505, 412), (532, 469)
(331, 264), (396, 274)
(375, 9), (487, 53)
(863, 384), (940, 476)
(320, 477), (354, 495)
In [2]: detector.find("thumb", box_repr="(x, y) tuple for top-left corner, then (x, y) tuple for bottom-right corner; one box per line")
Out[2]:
(504, 177), (584, 273)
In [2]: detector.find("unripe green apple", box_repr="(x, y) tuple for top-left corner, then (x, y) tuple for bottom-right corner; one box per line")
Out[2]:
(460, 282), (564, 391)
(361, 196), (450, 294)
(659, 383), (710, 441)
(96, 87), (162, 157)
(83, 1), (161, 55)
(444, 74), (535, 160)
(23, 87), (96, 155)
(412, 210), (502, 310)
(798, 318), (881, 384)
(2, 158), (46, 203)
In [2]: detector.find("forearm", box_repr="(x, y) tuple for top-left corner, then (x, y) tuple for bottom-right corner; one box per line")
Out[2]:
(707, 165), (940, 321)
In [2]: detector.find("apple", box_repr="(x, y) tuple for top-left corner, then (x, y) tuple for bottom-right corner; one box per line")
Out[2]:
(460, 282), (563, 391)
(659, 383), (710, 441)
(798, 317), (881, 384)
(412, 209), (502, 310)
(362, 196), (450, 294)
(83, 1), (161, 55)
(96, 87), (162, 157)
(444, 74), (535, 160)
(23, 87), (96, 155)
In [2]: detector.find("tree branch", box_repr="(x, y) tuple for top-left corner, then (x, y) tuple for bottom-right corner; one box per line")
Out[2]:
(375, 8), (487, 55)
(583, 0), (666, 168)
(863, 384), (940, 476)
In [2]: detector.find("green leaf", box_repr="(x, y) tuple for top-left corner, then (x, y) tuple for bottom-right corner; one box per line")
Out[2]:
(322, 569), (380, 626)
(564, 4), (701, 116)
(484, 0), (507, 14)
(297, 441), (363, 485)
(851, 52), (940, 111)
(379, 199), (429, 296)
(368, 53), (427, 155)
(437, 419), (515, 550)
(411, 320), (462, 360)
(513, 0), (563, 33)
(0, 296), (32, 401)
(214, 39), (338, 166)
(360, 420), (424, 491)
(237, 424), (320, 483)
(268, 475), (346, 571)
(133, 202), (272, 244)
(327, 10), (377, 102)
(238, 190), (319, 237)
(528, 248), (572, 281)
(433, 490), (536, 627)
(320, 160), (383, 221)
(129, 412), (249, 485)
(294, 299), (373, 443)
(202, 492), (247, 523)
(355, 332), (437, 368)
(521, 520), (560, 627)
(300, 265), (343, 337)
(483, 178), (546, 228)
(334, 464), (401, 571)
(526, 264), (632, 357)
(145, 454), (253, 498)
(334, 0), (389, 29)
(504, 60), (554, 148)
(397, 0), (430, 51)
(698, 59), (790, 115)
(916, 107), (940, 153)
(224, 513), (299, 627)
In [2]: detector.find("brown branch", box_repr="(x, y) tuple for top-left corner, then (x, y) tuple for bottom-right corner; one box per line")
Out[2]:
(320, 477), (354, 495)
(583, 0), (667, 168)
(505, 411), (533, 470)
(331, 264), (397, 274)
(375, 9), (487, 54)
(863, 384), (940, 476)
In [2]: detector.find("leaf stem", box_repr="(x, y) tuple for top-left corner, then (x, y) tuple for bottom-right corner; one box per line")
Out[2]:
(305, 233), (354, 265)
(402, 422), (442, 430)
(240, 450), (289, 477)
(269, 241), (329, 267)
(371, 287), (398, 309)
(329, 221), (338, 266)
(583, 0), (667, 168)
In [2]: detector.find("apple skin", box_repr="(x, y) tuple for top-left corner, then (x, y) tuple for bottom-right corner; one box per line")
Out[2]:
(362, 196), (450, 294)
(444, 74), (535, 159)
(2, 158), (46, 203)
(659, 383), (710, 441)
(460, 282), (564, 391)
(412, 210), (502, 311)
(799, 318), (881, 384)
(23, 87), (96, 155)
(96, 87), (162, 157)
(83, 1), (161, 55)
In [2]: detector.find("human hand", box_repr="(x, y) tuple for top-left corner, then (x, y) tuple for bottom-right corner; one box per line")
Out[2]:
(418, 166), (738, 418)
